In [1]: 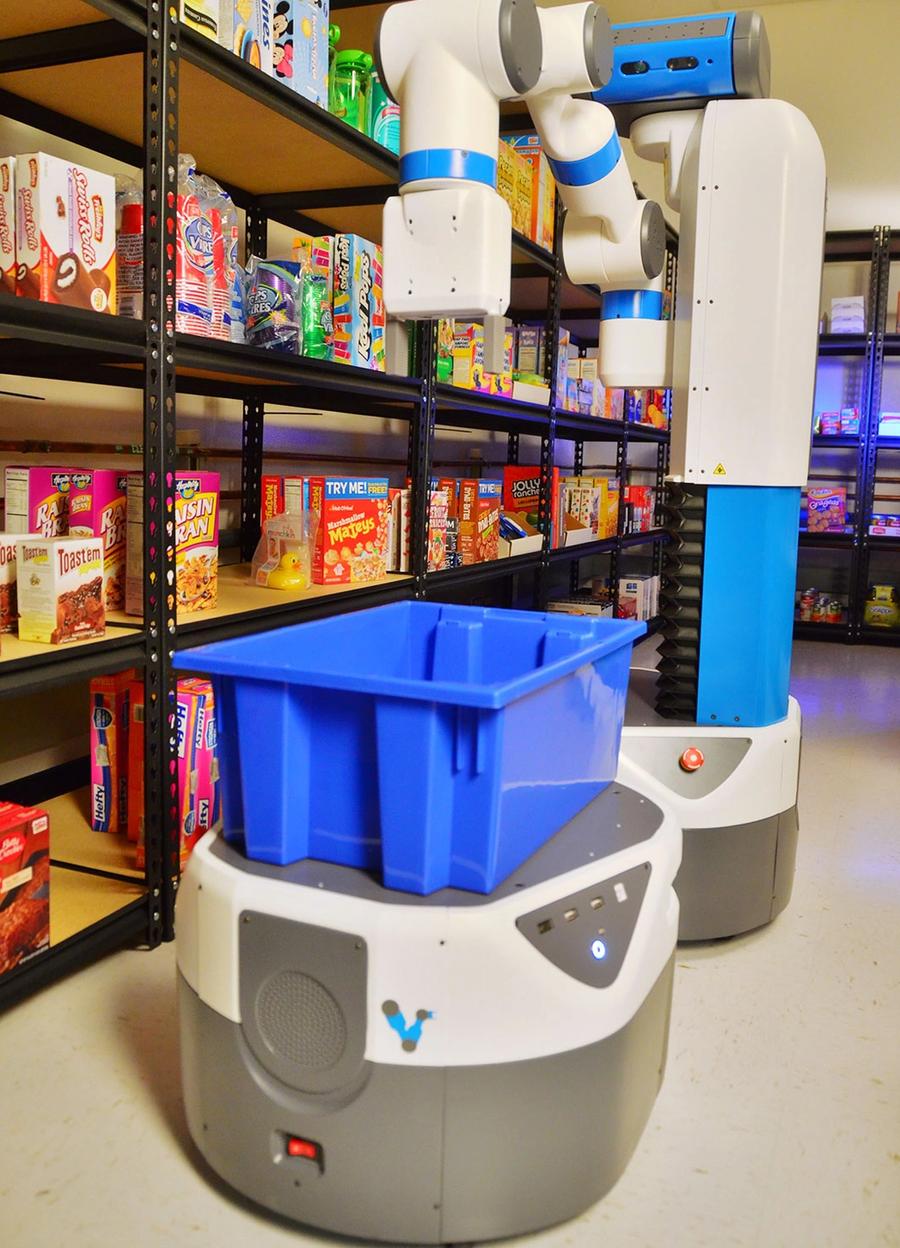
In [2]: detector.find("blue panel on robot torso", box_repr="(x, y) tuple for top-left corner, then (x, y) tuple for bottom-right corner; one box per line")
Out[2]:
(593, 14), (737, 106)
(696, 486), (801, 728)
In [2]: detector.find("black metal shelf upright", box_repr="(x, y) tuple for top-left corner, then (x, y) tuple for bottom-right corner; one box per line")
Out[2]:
(796, 227), (900, 646)
(0, 0), (671, 1007)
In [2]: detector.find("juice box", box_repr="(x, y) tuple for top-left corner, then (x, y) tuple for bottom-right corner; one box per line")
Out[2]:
(68, 470), (131, 611)
(507, 135), (557, 251)
(0, 157), (15, 294)
(274, 0), (330, 106)
(333, 234), (385, 371)
(309, 477), (390, 585)
(0, 534), (23, 633)
(5, 466), (74, 538)
(126, 472), (220, 615)
(459, 479), (502, 565)
(127, 678), (144, 846)
(89, 669), (135, 835)
(452, 322), (513, 397)
(807, 486), (847, 533)
(225, 0), (274, 74)
(261, 475), (284, 524)
(17, 536), (105, 644)
(15, 153), (116, 312)
(0, 802), (50, 978)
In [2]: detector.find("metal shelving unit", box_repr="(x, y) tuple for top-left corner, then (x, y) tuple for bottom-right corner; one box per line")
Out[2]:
(0, 0), (672, 1007)
(798, 227), (900, 646)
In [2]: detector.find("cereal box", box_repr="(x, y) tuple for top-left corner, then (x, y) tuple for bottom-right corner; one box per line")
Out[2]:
(68, 470), (131, 611)
(459, 480), (502, 565)
(274, 0), (330, 107)
(126, 678), (144, 845)
(17, 536), (105, 644)
(452, 322), (514, 398)
(5, 466), (74, 538)
(310, 477), (390, 585)
(333, 234), (386, 371)
(0, 534), (24, 633)
(126, 472), (220, 616)
(429, 488), (449, 573)
(283, 475), (308, 515)
(89, 669), (135, 835)
(507, 135), (557, 251)
(0, 157), (15, 295)
(807, 486), (847, 533)
(261, 475), (284, 524)
(226, 0), (274, 74)
(15, 153), (116, 312)
(497, 141), (532, 236)
(0, 802), (50, 978)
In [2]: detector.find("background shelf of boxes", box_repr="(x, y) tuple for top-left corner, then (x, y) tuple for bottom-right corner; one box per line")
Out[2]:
(797, 226), (900, 644)
(0, 0), (676, 1007)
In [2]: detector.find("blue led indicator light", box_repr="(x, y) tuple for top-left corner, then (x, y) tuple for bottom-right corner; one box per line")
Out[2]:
(591, 939), (607, 961)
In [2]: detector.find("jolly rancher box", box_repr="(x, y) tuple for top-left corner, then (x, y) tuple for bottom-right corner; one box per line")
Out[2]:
(310, 477), (390, 585)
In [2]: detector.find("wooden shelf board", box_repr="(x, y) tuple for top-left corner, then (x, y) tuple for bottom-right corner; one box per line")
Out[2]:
(50, 866), (143, 947)
(46, 788), (143, 879)
(0, 625), (140, 668)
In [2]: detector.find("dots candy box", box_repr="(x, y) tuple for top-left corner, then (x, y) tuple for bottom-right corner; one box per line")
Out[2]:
(16, 536), (105, 645)
(332, 234), (385, 371)
(15, 153), (116, 313)
(126, 472), (220, 616)
(310, 477), (390, 585)
(68, 470), (131, 611)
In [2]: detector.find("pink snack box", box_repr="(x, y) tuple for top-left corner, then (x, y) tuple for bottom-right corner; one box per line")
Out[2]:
(4, 466), (74, 537)
(68, 470), (132, 611)
(176, 677), (220, 863)
(0, 157), (15, 294)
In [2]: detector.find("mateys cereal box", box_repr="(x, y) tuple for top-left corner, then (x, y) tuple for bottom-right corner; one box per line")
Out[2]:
(310, 477), (390, 585)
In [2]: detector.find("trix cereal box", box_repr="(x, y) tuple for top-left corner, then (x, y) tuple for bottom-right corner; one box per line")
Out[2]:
(5, 466), (73, 538)
(310, 477), (390, 585)
(90, 669), (135, 835)
(452, 322), (514, 398)
(459, 480), (502, 565)
(17, 536), (105, 645)
(68, 470), (130, 611)
(0, 157), (15, 295)
(807, 486), (847, 533)
(333, 234), (386, 371)
(0, 535), (23, 633)
(0, 802), (50, 978)
(16, 153), (116, 313)
(126, 472), (220, 616)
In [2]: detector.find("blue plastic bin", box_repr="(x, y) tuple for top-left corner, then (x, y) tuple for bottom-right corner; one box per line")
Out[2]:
(175, 603), (645, 895)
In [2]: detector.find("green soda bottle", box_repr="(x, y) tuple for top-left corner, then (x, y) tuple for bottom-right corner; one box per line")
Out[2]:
(367, 68), (400, 155)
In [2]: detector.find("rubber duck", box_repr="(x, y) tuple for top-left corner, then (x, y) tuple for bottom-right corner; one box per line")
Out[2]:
(267, 552), (308, 591)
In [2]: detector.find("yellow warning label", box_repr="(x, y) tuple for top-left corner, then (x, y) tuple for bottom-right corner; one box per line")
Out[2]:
(713, 463), (727, 477)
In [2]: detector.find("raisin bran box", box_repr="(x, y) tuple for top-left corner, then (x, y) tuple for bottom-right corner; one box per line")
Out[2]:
(5, 466), (74, 538)
(0, 802), (50, 978)
(310, 477), (390, 585)
(332, 234), (385, 371)
(15, 152), (116, 312)
(69, 470), (131, 611)
(126, 472), (220, 615)
(17, 536), (105, 644)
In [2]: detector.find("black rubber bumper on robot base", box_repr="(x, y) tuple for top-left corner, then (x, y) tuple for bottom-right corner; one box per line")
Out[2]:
(178, 955), (674, 1245)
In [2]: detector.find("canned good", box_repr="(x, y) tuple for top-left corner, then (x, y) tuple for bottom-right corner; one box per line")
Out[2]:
(826, 600), (843, 624)
(799, 591), (816, 621)
(811, 597), (827, 623)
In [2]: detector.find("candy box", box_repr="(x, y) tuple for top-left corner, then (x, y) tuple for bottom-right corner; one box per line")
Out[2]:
(68, 470), (131, 611)
(807, 486), (847, 533)
(840, 407), (860, 435)
(310, 477), (390, 585)
(333, 234), (385, 370)
(0, 533), (24, 633)
(274, 0), (330, 106)
(0, 157), (15, 294)
(459, 479), (502, 565)
(0, 802), (50, 978)
(452, 322), (514, 397)
(5, 466), (74, 538)
(17, 536), (105, 645)
(126, 472), (220, 615)
(89, 669), (135, 835)
(15, 153), (116, 312)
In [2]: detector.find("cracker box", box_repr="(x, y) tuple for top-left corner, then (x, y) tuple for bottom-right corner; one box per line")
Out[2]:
(274, 0), (330, 106)
(89, 669), (135, 835)
(333, 234), (385, 371)
(310, 477), (390, 585)
(126, 472), (220, 615)
(0, 802), (50, 978)
(68, 470), (131, 611)
(807, 486), (847, 533)
(15, 153), (116, 312)
(459, 479), (502, 565)
(0, 157), (15, 295)
(507, 134), (557, 251)
(0, 534), (23, 633)
(226, 0), (274, 74)
(261, 475), (284, 524)
(126, 678), (145, 845)
(452, 322), (514, 398)
(17, 536), (105, 644)
(5, 466), (74, 538)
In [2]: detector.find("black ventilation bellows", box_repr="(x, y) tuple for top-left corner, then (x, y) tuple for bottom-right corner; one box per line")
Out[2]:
(656, 484), (707, 720)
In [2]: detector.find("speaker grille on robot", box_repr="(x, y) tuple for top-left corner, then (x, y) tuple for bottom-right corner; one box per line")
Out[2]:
(255, 971), (347, 1070)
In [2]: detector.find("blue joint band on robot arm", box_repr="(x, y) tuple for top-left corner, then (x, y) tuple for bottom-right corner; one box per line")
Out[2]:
(399, 149), (498, 189)
(546, 131), (622, 188)
(601, 289), (664, 321)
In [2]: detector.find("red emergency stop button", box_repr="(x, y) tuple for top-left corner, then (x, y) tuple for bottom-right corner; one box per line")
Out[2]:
(287, 1136), (321, 1164)
(679, 747), (705, 773)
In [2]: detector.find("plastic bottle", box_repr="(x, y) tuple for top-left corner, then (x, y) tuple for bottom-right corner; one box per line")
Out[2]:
(331, 50), (373, 133)
(220, 190), (245, 344)
(327, 24), (341, 114)
(367, 68), (400, 155)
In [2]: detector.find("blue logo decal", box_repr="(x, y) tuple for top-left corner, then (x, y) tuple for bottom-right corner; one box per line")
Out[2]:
(382, 1000), (433, 1052)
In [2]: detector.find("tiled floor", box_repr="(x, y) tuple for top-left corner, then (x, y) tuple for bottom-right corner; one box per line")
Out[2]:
(2, 642), (899, 1248)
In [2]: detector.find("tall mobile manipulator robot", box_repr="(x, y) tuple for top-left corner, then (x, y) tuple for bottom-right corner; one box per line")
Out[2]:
(379, 1), (827, 942)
